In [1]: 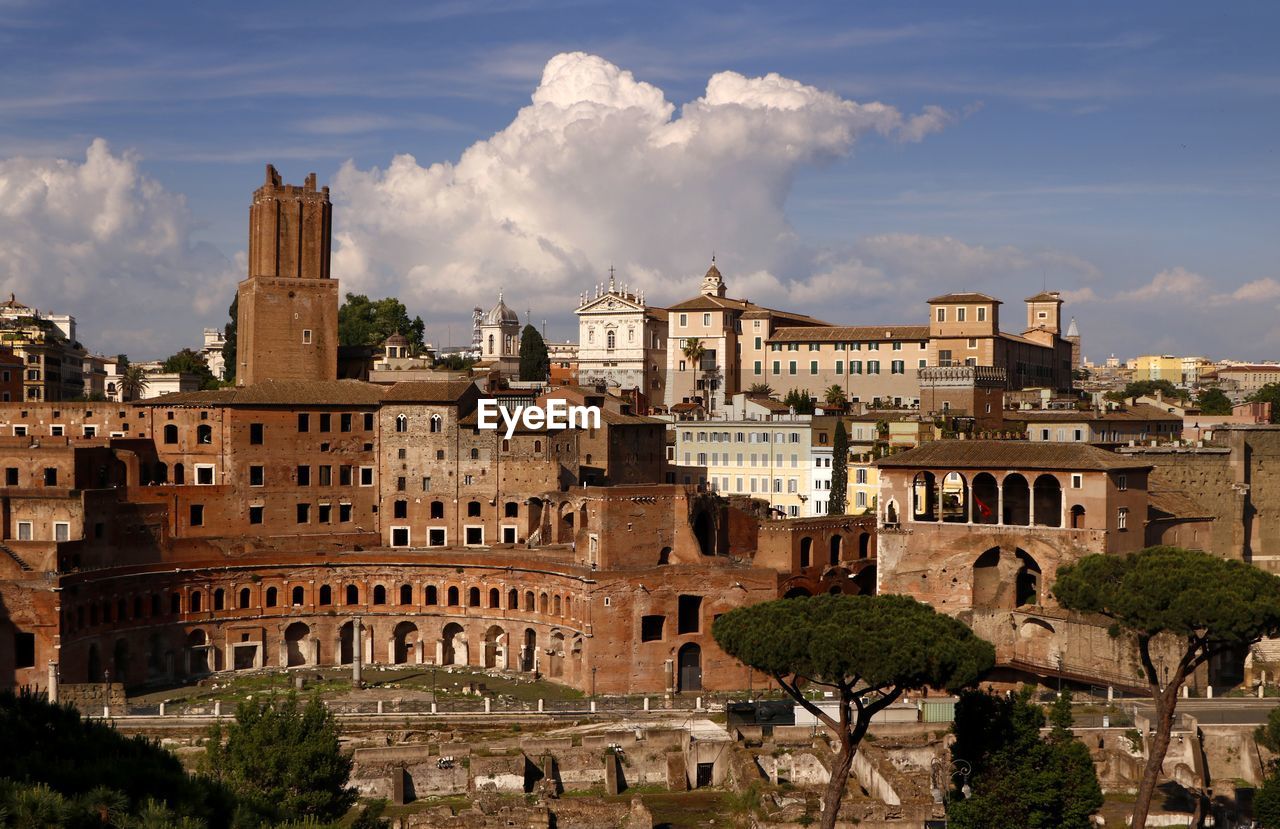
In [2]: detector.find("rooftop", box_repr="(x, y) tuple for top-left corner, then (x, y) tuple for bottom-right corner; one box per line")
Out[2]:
(927, 292), (1001, 304)
(767, 325), (929, 343)
(876, 440), (1153, 471)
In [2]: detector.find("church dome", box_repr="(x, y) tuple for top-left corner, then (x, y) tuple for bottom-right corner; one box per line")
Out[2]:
(384, 332), (409, 347)
(485, 293), (519, 325)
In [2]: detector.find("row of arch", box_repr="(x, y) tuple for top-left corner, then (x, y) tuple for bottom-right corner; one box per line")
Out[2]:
(797, 531), (872, 569)
(66, 580), (582, 636)
(904, 471), (1083, 529)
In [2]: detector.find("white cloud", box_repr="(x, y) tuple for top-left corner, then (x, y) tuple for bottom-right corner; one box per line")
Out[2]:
(1115, 266), (1208, 302)
(331, 52), (957, 320)
(0, 139), (237, 355)
(1214, 277), (1280, 304)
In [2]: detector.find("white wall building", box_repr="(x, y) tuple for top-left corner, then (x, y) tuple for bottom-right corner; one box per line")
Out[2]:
(576, 272), (667, 403)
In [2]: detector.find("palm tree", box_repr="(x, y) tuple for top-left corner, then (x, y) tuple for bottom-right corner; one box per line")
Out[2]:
(118, 364), (148, 401)
(682, 337), (707, 405)
(823, 384), (848, 410)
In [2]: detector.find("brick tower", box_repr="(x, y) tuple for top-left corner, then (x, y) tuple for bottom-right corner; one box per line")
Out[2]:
(235, 165), (339, 386)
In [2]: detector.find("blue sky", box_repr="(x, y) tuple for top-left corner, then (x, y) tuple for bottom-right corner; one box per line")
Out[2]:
(0, 0), (1277, 361)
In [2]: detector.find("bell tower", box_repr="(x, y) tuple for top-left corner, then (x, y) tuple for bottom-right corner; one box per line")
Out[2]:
(235, 165), (339, 385)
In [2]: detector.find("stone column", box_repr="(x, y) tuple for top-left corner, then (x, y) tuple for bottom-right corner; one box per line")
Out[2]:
(47, 661), (59, 703)
(996, 484), (1004, 526)
(352, 617), (364, 687)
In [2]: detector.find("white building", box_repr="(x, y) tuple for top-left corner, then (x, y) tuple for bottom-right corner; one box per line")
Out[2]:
(575, 271), (667, 407)
(478, 293), (521, 377)
(201, 328), (227, 380)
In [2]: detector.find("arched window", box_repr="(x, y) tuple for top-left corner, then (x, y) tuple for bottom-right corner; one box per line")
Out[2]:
(430, 500), (444, 519)
(508, 588), (519, 609)
(469, 587), (480, 607)
(197, 424), (212, 444)
(395, 414), (408, 433)
(489, 588), (500, 608)
(504, 501), (519, 518)
(213, 589), (224, 610)
(265, 587), (278, 607)
(534, 440), (542, 453)
(426, 585), (438, 605)
(553, 595), (562, 615)
(163, 424), (178, 444)
(467, 500), (482, 517)
(447, 586), (459, 606)
(912, 472), (937, 521)
(524, 590), (535, 611)
(173, 463), (185, 485)
(319, 585), (332, 605)
(400, 584), (413, 605)
(1002, 474), (1030, 526)
(470, 447), (479, 460)
(430, 415), (441, 433)
(1032, 474), (1063, 528)
(373, 585), (387, 605)
(1070, 504), (1086, 529)
(190, 591), (202, 612)
(799, 537), (813, 568)
(238, 588), (250, 609)
(345, 584), (359, 605)
(488, 334), (494, 353)
(607, 330), (616, 349)
(539, 592), (549, 614)
(291, 586), (304, 606)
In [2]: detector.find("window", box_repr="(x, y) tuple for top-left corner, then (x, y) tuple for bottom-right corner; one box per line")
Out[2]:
(754, 360), (761, 375)
(338, 413), (351, 432)
(43, 468), (57, 486)
(265, 587), (278, 607)
(364, 412), (374, 430)
(891, 360), (905, 374)
(957, 307), (966, 322)
(319, 585), (332, 605)
(465, 526), (483, 546)
(1117, 507), (1129, 530)
(1117, 474), (1128, 491)
(467, 500), (482, 517)
(867, 361), (880, 375)
(977, 306), (987, 322)
(678, 313), (687, 327)
(319, 413), (331, 432)
(249, 505), (264, 524)
(393, 499), (407, 519)
(302, 329), (312, 344)
(856, 468), (867, 484)
(339, 465), (352, 486)
(195, 465), (214, 485)
(5, 468), (17, 485)
(789, 361), (796, 375)
(430, 500), (444, 519)
(428, 528), (446, 546)
(373, 585), (387, 605)
(298, 413), (310, 432)
(296, 503), (310, 523)
(319, 465), (331, 486)
(51, 425), (63, 436)
(249, 465), (264, 486)
(163, 424), (178, 444)
(196, 424), (211, 444)
(641, 615), (665, 642)
(249, 423), (263, 444)
(318, 503), (331, 523)
(677, 595), (702, 634)
(703, 313), (711, 326)
(810, 360), (818, 375)
(54, 522), (69, 542)
(345, 585), (359, 605)
(1071, 474), (1082, 489)
(359, 466), (373, 486)
(190, 504), (204, 526)
(772, 361), (780, 375)
(339, 503), (352, 522)
(395, 414), (407, 433)
(936, 307), (946, 322)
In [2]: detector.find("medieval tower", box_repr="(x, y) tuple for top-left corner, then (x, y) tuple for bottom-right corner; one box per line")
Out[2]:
(235, 164), (339, 385)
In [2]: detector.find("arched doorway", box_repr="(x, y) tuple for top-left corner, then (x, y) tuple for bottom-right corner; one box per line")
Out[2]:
(1032, 475), (1062, 527)
(483, 625), (506, 669)
(1002, 474), (1030, 526)
(441, 622), (466, 666)
(284, 622), (310, 667)
(393, 621), (419, 664)
(87, 643), (102, 682)
(912, 472), (937, 521)
(338, 621), (354, 665)
(1069, 504), (1085, 529)
(971, 473), (999, 524)
(941, 472), (967, 523)
(677, 644), (702, 693)
(829, 534), (843, 565)
(187, 629), (210, 675)
(972, 547), (1002, 608)
(799, 537), (813, 568)
(548, 631), (565, 678)
(1015, 549), (1042, 607)
(522, 628), (537, 672)
(857, 532), (871, 559)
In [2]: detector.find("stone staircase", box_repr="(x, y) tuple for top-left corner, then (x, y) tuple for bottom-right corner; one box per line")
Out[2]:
(0, 542), (32, 571)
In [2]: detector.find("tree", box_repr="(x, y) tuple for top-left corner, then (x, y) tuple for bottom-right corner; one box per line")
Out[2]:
(518, 324), (550, 381)
(1054, 546), (1280, 829)
(823, 384), (847, 410)
(204, 694), (355, 825)
(713, 594), (994, 829)
(946, 687), (1102, 829)
(222, 294), (237, 384)
(747, 382), (774, 396)
(1104, 379), (1186, 404)
(829, 421), (848, 515)
(1253, 707), (1280, 828)
(163, 348), (219, 390)
(337, 294), (425, 350)
(118, 364), (148, 401)
(682, 337), (707, 402)
(782, 388), (814, 414)
(1248, 383), (1280, 423)
(1196, 387), (1233, 415)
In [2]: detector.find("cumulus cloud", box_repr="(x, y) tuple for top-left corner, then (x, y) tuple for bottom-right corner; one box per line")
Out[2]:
(331, 52), (959, 322)
(0, 139), (237, 354)
(1115, 266), (1208, 302)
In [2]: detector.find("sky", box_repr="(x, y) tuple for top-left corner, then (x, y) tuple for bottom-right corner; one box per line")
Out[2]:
(0, 1), (1277, 362)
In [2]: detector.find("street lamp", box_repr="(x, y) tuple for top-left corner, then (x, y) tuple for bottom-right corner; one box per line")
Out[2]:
(930, 758), (972, 824)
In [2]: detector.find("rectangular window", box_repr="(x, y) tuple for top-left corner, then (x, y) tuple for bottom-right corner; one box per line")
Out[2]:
(296, 465), (310, 486)
(702, 313), (711, 326)
(1117, 507), (1128, 530)
(318, 503), (332, 523)
(835, 360), (843, 374)
(465, 526), (484, 546)
(340, 413), (352, 432)
(195, 464), (214, 485)
(391, 527), (410, 547)
(891, 360), (905, 374)
(249, 423), (264, 445)
(772, 360), (780, 375)
(810, 361), (818, 375)
(11, 426), (24, 436)
(249, 465), (264, 486)
(14, 631), (34, 668)
(677, 595), (702, 634)
(789, 361), (796, 375)
(298, 413), (310, 432)
(249, 506), (263, 524)
(428, 528), (446, 546)
(867, 361), (880, 374)
(339, 465), (352, 486)
(679, 313), (687, 327)
(319, 413), (331, 432)
(359, 467), (373, 486)
(54, 522), (70, 542)
(339, 503), (352, 522)
(1071, 474), (1083, 489)
(5, 468), (17, 485)
(17, 521), (32, 541)
(296, 503), (310, 523)
(936, 307), (946, 322)
(364, 412), (374, 430)
(850, 361), (862, 374)
(190, 505), (204, 526)
(856, 468), (867, 484)
(43, 468), (57, 486)
(50, 425), (63, 436)
(754, 360), (761, 375)
(319, 465), (331, 486)
(302, 329), (312, 344)
(977, 306), (986, 322)
(957, 307), (966, 322)
(1117, 474), (1128, 491)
